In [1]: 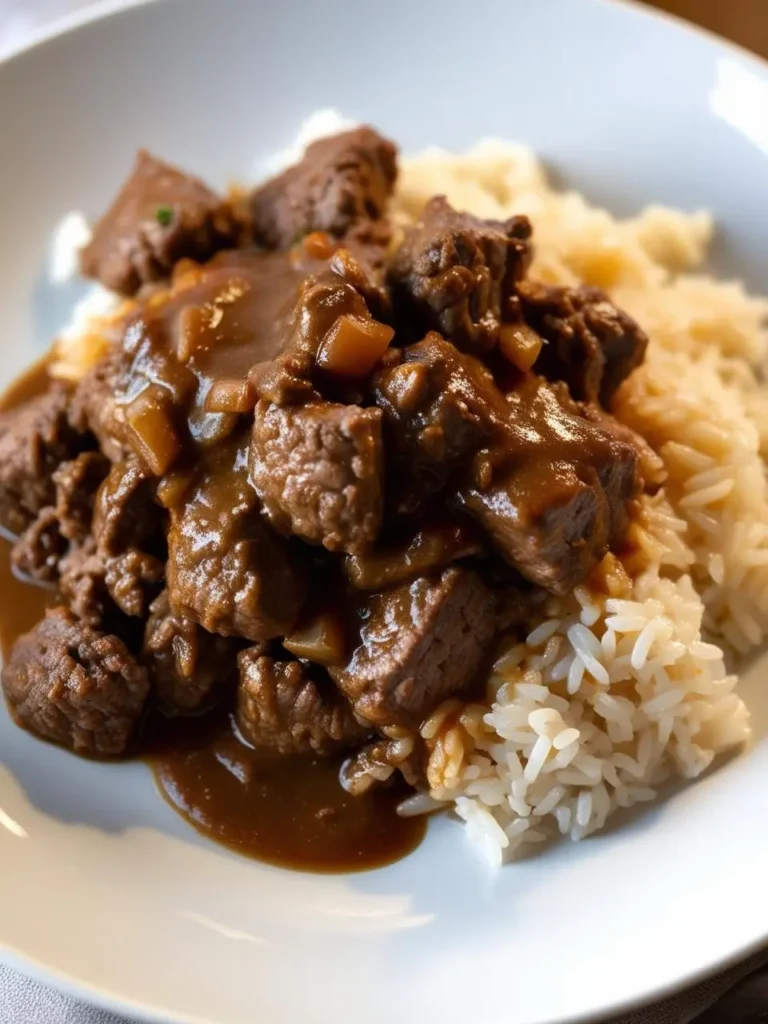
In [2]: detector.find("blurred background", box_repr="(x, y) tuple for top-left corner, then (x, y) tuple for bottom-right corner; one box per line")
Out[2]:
(0, 0), (767, 62)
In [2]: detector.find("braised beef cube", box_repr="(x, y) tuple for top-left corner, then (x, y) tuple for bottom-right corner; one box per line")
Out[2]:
(80, 150), (243, 296)
(69, 347), (129, 462)
(10, 450), (110, 586)
(0, 388), (86, 537)
(236, 652), (367, 756)
(144, 591), (244, 714)
(59, 538), (110, 628)
(53, 452), (111, 543)
(167, 435), (307, 641)
(11, 507), (66, 583)
(93, 458), (163, 556)
(251, 128), (398, 249)
(520, 281), (648, 406)
(250, 400), (383, 555)
(387, 197), (532, 352)
(92, 459), (165, 617)
(461, 377), (641, 594)
(330, 567), (496, 731)
(373, 333), (509, 513)
(2, 606), (149, 756)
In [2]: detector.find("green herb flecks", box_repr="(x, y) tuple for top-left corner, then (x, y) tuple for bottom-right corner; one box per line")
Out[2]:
(156, 205), (173, 227)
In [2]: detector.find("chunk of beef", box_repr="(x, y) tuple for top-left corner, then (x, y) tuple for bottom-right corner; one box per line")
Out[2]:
(93, 458), (163, 556)
(250, 399), (383, 555)
(91, 459), (165, 617)
(461, 377), (641, 594)
(59, 538), (110, 628)
(10, 450), (111, 585)
(143, 591), (244, 714)
(251, 128), (398, 249)
(519, 281), (648, 406)
(69, 347), (129, 462)
(387, 197), (532, 352)
(80, 150), (243, 296)
(166, 435), (307, 641)
(376, 334), (641, 593)
(373, 333), (509, 513)
(2, 606), (149, 756)
(53, 452), (111, 542)
(11, 507), (66, 583)
(236, 652), (367, 755)
(0, 388), (86, 537)
(330, 567), (496, 731)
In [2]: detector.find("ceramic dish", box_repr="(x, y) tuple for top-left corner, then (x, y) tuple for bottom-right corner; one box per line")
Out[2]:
(1, 1), (767, 1022)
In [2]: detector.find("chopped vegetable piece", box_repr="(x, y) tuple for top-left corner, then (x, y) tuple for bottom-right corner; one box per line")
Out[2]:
(156, 468), (195, 509)
(283, 611), (347, 667)
(317, 314), (394, 377)
(155, 205), (173, 226)
(302, 231), (335, 261)
(125, 386), (181, 476)
(205, 378), (254, 415)
(499, 323), (543, 372)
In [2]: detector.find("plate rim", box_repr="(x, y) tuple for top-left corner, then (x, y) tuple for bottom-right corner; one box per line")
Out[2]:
(1, 0), (767, 1022)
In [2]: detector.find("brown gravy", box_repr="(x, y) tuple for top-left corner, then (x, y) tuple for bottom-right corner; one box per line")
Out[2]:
(0, 531), (425, 871)
(149, 713), (425, 872)
(0, 361), (426, 872)
(0, 537), (52, 658)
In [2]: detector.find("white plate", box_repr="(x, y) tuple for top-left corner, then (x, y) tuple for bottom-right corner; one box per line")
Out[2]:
(1, 1), (768, 1022)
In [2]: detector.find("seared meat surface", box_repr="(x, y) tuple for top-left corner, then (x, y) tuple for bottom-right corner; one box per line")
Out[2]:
(1, 130), (654, 835)
(236, 652), (368, 755)
(166, 435), (307, 641)
(0, 387), (87, 537)
(331, 567), (497, 731)
(388, 196), (532, 352)
(520, 281), (648, 406)
(144, 590), (244, 714)
(80, 150), (243, 296)
(461, 377), (641, 594)
(250, 399), (383, 555)
(251, 127), (397, 249)
(3, 606), (148, 756)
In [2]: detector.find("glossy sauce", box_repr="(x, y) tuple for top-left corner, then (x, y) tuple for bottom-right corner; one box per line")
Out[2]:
(0, 360), (426, 872)
(0, 537), (52, 658)
(150, 713), (426, 872)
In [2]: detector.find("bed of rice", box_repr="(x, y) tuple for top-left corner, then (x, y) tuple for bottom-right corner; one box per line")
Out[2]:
(51, 129), (768, 865)
(391, 140), (767, 863)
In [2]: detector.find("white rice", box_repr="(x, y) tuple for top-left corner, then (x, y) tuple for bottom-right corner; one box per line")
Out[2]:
(49, 210), (92, 284)
(392, 141), (766, 863)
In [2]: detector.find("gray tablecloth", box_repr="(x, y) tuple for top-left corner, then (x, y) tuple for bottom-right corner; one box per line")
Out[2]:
(1, 2), (767, 1022)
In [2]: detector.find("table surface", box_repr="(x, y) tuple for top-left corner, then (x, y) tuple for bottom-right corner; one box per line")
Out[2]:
(642, 0), (768, 59)
(0, 1), (766, 1023)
